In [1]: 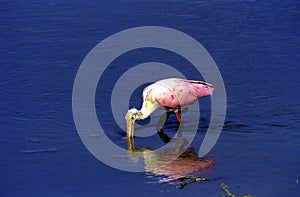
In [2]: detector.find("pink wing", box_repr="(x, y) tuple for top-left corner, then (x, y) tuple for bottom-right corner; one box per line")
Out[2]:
(152, 78), (213, 109)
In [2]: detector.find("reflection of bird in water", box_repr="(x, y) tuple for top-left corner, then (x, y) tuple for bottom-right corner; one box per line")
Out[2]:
(143, 147), (213, 184)
(126, 121), (214, 186)
(125, 78), (214, 138)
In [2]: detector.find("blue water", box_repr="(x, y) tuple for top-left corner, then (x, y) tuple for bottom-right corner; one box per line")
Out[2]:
(1, 0), (300, 196)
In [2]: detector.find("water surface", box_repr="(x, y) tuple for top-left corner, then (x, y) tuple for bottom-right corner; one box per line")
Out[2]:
(1, 0), (300, 196)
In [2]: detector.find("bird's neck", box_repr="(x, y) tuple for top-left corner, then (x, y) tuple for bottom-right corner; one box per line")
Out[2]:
(136, 101), (159, 120)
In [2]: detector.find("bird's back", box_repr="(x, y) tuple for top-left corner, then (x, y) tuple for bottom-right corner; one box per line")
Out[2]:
(144, 78), (213, 110)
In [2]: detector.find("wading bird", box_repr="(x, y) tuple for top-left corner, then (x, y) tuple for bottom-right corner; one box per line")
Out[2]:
(125, 78), (214, 138)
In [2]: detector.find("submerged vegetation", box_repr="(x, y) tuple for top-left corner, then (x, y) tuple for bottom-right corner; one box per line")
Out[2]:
(177, 176), (255, 196)
(220, 183), (255, 197)
(178, 176), (209, 189)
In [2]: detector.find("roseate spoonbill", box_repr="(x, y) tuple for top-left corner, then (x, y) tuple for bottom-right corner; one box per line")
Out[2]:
(125, 78), (214, 138)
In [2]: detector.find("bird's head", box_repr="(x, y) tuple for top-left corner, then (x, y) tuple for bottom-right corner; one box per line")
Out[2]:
(125, 108), (139, 138)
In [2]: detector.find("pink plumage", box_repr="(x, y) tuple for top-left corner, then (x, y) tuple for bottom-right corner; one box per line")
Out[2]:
(145, 78), (213, 110)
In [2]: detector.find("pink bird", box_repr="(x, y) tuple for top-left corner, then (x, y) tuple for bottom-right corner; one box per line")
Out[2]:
(125, 78), (214, 138)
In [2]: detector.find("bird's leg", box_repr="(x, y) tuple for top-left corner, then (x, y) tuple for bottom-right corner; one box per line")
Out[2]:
(157, 112), (171, 143)
(175, 110), (181, 123)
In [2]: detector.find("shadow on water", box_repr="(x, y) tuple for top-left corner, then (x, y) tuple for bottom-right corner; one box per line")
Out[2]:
(125, 111), (214, 189)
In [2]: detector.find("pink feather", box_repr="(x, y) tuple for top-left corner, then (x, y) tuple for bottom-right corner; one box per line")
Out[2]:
(149, 78), (213, 110)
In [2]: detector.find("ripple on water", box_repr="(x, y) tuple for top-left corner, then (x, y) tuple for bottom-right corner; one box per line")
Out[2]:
(265, 123), (288, 128)
(223, 121), (248, 129)
(27, 138), (41, 143)
(21, 147), (59, 154)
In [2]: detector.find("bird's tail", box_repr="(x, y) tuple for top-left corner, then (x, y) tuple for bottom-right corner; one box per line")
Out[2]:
(190, 80), (213, 88)
(190, 80), (214, 96)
